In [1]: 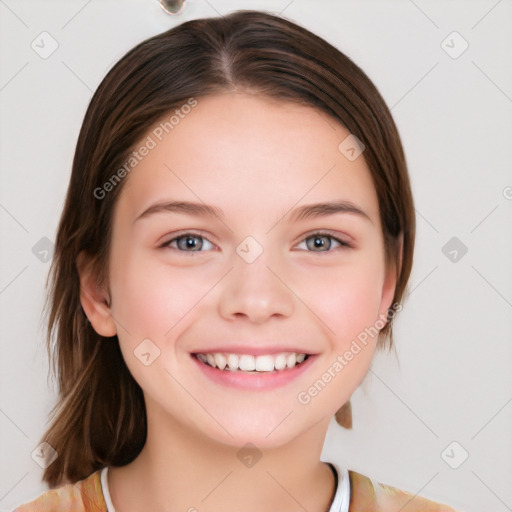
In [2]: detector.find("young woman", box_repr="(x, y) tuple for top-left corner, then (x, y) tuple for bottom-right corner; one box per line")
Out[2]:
(14, 10), (459, 512)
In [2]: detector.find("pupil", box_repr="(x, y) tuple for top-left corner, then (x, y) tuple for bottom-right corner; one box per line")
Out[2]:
(179, 236), (201, 250)
(309, 235), (330, 251)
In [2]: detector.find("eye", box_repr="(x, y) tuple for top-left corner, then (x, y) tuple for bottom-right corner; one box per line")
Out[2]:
(296, 231), (351, 252)
(160, 231), (350, 253)
(161, 233), (215, 252)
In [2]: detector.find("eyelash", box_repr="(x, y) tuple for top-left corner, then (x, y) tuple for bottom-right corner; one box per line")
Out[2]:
(159, 230), (352, 254)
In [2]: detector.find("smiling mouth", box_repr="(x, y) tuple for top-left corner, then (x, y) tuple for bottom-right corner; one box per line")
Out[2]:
(193, 352), (310, 373)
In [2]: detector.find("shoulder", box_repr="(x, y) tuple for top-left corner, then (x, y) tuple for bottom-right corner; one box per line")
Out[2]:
(348, 470), (460, 512)
(13, 470), (106, 512)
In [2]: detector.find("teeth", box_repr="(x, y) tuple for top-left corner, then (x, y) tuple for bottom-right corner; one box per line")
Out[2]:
(255, 355), (274, 372)
(274, 354), (287, 370)
(239, 355), (256, 371)
(227, 354), (239, 371)
(214, 353), (227, 370)
(196, 351), (308, 372)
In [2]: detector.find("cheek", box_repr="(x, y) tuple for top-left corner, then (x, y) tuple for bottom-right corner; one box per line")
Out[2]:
(294, 262), (384, 414)
(109, 252), (216, 396)
(302, 257), (385, 343)
(109, 249), (212, 344)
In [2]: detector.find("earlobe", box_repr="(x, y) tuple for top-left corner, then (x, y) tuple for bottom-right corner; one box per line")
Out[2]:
(76, 251), (117, 337)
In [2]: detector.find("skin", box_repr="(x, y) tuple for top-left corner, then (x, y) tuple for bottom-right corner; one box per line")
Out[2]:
(78, 91), (400, 512)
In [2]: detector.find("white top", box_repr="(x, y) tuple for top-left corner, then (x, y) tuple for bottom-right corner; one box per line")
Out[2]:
(327, 462), (350, 512)
(100, 467), (117, 512)
(100, 461), (350, 512)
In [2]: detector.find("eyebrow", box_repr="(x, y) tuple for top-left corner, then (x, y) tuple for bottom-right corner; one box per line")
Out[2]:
(133, 200), (372, 224)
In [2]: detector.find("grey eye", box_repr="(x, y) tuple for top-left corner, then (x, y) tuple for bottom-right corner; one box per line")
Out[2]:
(296, 233), (348, 252)
(306, 235), (333, 251)
(177, 235), (203, 251)
(165, 234), (215, 252)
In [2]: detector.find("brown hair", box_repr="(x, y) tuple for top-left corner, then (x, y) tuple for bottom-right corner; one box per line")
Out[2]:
(41, 9), (415, 487)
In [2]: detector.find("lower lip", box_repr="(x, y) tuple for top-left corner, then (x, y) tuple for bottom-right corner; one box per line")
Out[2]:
(191, 354), (317, 390)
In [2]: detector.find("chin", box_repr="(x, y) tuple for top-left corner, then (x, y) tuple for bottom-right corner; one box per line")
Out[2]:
(195, 406), (327, 452)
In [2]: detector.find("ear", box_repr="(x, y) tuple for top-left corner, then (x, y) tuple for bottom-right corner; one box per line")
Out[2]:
(378, 232), (403, 317)
(76, 251), (117, 337)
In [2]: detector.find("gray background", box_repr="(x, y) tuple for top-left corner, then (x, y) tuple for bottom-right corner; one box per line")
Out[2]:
(1, 1), (511, 510)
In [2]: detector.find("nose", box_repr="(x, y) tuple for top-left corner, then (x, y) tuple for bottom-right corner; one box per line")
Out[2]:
(217, 251), (295, 324)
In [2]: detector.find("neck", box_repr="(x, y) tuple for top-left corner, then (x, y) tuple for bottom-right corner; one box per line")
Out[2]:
(108, 408), (336, 512)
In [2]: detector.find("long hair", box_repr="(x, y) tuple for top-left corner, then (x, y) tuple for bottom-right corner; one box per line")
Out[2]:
(41, 9), (415, 487)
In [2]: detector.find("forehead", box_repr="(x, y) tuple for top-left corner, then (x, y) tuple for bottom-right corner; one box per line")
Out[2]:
(115, 92), (379, 227)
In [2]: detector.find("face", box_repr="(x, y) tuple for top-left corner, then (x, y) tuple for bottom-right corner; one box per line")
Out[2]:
(98, 92), (397, 448)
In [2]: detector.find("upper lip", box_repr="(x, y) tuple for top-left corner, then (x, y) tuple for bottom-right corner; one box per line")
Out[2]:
(191, 345), (314, 356)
